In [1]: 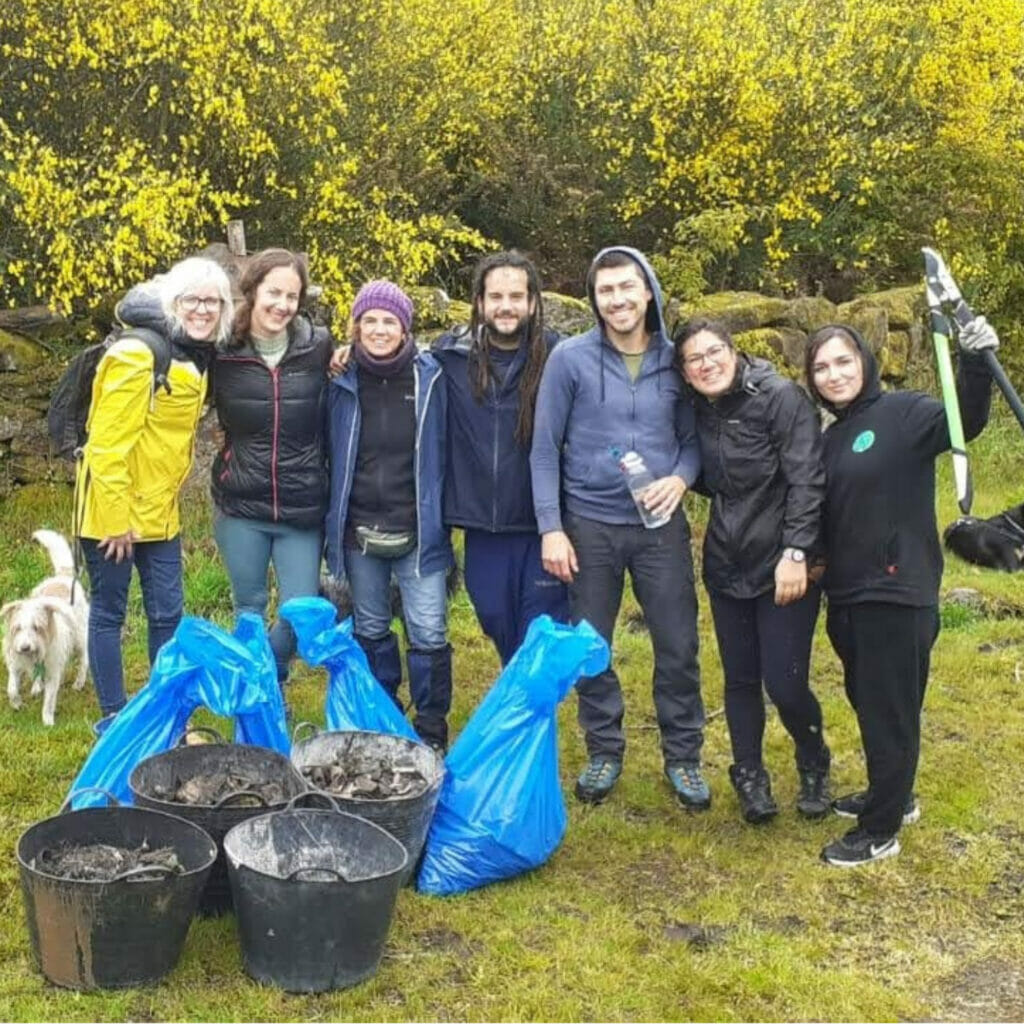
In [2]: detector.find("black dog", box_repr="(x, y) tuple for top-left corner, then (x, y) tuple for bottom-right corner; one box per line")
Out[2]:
(943, 503), (1024, 572)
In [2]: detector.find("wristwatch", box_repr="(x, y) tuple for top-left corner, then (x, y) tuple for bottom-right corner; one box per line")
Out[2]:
(783, 547), (806, 563)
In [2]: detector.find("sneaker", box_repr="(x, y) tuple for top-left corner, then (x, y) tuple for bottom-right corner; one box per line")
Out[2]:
(728, 763), (778, 824)
(832, 790), (921, 825)
(820, 827), (900, 867)
(665, 761), (712, 811)
(575, 757), (622, 804)
(796, 765), (832, 820)
(92, 712), (119, 738)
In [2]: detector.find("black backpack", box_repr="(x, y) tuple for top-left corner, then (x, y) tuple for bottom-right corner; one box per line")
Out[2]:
(48, 326), (172, 459)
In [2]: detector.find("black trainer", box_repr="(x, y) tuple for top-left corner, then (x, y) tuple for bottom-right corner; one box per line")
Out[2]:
(796, 764), (832, 820)
(832, 790), (921, 825)
(729, 763), (778, 824)
(820, 827), (900, 867)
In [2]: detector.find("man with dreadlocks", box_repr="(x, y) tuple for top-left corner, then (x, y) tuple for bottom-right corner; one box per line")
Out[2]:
(432, 250), (569, 666)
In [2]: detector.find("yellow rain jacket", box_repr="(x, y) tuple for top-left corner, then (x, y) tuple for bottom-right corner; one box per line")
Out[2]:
(74, 337), (208, 541)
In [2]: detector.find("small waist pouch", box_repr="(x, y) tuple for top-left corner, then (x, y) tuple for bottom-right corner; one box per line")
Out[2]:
(355, 525), (416, 559)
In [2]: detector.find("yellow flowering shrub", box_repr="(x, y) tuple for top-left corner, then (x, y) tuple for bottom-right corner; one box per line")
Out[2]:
(2, 0), (1022, 324)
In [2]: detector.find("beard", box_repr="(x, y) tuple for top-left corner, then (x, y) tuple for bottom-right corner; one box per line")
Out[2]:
(485, 314), (529, 347)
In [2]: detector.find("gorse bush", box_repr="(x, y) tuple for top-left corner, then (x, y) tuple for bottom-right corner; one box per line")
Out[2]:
(2, 0), (1022, 320)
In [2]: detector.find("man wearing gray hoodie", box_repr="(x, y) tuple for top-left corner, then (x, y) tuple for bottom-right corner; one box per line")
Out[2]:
(530, 246), (709, 808)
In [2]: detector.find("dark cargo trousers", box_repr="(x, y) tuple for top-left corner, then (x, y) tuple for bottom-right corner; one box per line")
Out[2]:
(564, 510), (705, 766)
(826, 602), (939, 837)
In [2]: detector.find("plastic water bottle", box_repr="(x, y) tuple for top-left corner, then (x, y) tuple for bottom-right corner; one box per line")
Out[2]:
(613, 449), (670, 529)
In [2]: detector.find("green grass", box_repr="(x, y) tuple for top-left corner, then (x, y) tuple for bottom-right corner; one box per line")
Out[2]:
(1, 412), (1024, 1021)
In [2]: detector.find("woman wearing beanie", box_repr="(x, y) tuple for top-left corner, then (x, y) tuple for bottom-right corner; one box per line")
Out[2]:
(805, 319), (996, 866)
(211, 248), (333, 687)
(325, 280), (454, 750)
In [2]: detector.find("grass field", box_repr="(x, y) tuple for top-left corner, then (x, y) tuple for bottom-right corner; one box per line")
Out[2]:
(1, 414), (1023, 1022)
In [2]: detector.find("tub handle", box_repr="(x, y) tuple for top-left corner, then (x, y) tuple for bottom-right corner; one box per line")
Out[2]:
(290, 720), (319, 747)
(214, 789), (269, 809)
(285, 791), (340, 813)
(59, 787), (121, 813)
(286, 866), (347, 882)
(113, 863), (178, 883)
(175, 725), (227, 747)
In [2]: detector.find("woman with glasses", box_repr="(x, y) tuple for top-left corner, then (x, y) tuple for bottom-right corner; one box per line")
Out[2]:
(674, 319), (831, 825)
(76, 257), (234, 734)
(210, 249), (333, 689)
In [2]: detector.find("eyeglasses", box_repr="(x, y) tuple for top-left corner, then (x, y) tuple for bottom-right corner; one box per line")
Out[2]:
(179, 295), (223, 312)
(682, 343), (729, 368)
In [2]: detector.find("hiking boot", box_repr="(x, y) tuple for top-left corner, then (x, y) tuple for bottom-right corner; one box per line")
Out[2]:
(728, 763), (778, 824)
(832, 790), (921, 825)
(575, 757), (622, 804)
(820, 827), (900, 867)
(796, 765), (832, 820)
(665, 761), (712, 811)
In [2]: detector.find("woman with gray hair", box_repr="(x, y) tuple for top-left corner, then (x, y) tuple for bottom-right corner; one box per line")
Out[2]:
(75, 256), (233, 734)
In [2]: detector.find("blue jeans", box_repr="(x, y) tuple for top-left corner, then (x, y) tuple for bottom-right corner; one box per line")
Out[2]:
(214, 514), (323, 682)
(342, 545), (447, 648)
(81, 536), (183, 716)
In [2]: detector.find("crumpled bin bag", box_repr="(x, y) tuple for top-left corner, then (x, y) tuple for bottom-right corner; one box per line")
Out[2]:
(67, 613), (289, 809)
(280, 596), (417, 739)
(417, 614), (609, 895)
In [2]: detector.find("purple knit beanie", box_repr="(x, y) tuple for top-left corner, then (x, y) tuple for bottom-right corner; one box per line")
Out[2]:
(351, 279), (414, 335)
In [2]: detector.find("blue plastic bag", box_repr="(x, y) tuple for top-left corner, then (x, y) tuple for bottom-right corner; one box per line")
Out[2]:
(417, 614), (609, 895)
(66, 613), (289, 809)
(280, 596), (417, 739)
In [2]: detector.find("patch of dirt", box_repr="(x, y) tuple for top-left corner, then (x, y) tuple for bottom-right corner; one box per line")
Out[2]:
(414, 927), (482, 958)
(32, 841), (182, 881)
(753, 913), (807, 936)
(933, 958), (1024, 1022)
(662, 920), (731, 950)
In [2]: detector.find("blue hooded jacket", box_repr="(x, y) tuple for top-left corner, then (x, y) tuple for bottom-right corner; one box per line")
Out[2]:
(529, 247), (700, 531)
(432, 326), (559, 532)
(324, 352), (452, 578)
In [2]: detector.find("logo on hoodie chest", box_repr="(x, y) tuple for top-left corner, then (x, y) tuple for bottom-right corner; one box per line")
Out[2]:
(852, 430), (875, 453)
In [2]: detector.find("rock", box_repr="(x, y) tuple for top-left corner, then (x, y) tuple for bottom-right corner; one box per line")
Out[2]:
(832, 304), (888, 353)
(882, 330), (911, 378)
(733, 327), (806, 373)
(0, 306), (66, 334)
(769, 296), (839, 333)
(678, 291), (792, 333)
(945, 587), (985, 611)
(839, 286), (924, 329)
(0, 328), (47, 371)
(542, 292), (592, 336)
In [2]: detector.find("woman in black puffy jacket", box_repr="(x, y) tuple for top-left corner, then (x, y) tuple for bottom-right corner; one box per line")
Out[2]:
(676, 319), (831, 826)
(211, 248), (332, 685)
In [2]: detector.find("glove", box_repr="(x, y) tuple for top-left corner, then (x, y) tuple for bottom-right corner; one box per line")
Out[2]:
(958, 315), (1000, 353)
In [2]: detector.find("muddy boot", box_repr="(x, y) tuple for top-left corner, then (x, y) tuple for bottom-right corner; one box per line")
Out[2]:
(796, 747), (832, 820)
(356, 631), (404, 711)
(407, 644), (452, 752)
(729, 763), (778, 824)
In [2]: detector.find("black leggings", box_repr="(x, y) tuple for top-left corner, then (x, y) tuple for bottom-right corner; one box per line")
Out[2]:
(710, 586), (827, 770)
(826, 602), (939, 837)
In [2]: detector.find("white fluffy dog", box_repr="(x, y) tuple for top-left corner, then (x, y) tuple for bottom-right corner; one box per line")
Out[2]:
(1, 530), (89, 726)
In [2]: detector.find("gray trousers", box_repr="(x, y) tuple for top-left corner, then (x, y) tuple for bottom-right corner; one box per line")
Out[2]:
(564, 511), (705, 766)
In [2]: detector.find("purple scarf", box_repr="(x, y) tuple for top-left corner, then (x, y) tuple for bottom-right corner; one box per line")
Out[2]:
(352, 335), (416, 378)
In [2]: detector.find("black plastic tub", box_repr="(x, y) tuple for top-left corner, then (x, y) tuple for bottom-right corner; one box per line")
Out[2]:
(17, 790), (216, 990)
(289, 727), (444, 885)
(130, 733), (307, 915)
(223, 795), (407, 992)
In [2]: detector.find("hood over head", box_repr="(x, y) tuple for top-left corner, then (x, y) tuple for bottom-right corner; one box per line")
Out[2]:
(806, 323), (881, 418)
(585, 246), (667, 341)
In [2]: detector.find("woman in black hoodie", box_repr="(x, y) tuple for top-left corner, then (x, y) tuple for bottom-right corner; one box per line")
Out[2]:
(805, 319), (997, 866)
(676, 319), (830, 826)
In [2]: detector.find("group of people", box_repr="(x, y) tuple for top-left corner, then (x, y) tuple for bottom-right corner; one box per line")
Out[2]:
(71, 242), (1000, 867)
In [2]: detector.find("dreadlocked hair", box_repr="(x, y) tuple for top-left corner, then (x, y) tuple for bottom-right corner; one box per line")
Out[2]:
(467, 250), (548, 447)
